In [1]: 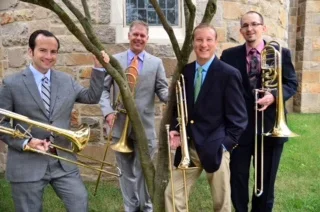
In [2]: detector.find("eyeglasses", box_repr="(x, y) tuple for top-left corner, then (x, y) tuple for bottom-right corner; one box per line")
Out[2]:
(241, 22), (263, 30)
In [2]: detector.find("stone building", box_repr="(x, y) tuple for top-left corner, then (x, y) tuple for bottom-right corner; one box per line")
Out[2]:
(0, 0), (319, 177)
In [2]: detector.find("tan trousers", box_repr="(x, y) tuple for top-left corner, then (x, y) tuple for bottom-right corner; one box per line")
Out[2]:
(165, 146), (231, 212)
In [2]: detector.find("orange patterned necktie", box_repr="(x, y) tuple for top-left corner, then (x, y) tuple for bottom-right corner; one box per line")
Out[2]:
(130, 55), (139, 71)
(127, 55), (139, 91)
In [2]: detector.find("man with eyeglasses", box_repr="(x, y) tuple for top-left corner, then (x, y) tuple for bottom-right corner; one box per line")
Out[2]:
(220, 11), (298, 212)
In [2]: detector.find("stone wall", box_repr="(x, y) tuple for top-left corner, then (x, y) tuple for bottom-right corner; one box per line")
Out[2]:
(293, 0), (320, 113)
(0, 0), (318, 176)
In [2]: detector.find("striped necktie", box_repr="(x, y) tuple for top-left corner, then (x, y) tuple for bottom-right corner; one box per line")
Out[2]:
(41, 77), (51, 117)
(41, 77), (55, 145)
(194, 67), (203, 102)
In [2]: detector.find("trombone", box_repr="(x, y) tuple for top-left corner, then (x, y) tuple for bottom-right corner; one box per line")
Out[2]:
(254, 41), (298, 196)
(0, 108), (122, 177)
(166, 74), (197, 212)
(94, 65), (139, 195)
(109, 65), (139, 153)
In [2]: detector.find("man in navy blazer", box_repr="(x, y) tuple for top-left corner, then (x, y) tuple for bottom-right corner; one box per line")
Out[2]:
(165, 23), (247, 212)
(220, 11), (298, 212)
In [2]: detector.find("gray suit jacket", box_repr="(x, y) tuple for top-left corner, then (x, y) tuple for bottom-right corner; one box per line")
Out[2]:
(0, 67), (105, 182)
(99, 51), (168, 140)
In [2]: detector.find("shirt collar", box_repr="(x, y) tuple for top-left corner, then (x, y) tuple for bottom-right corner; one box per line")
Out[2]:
(195, 55), (215, 72)
(29, 63), (51, 83)
(246, 41), (265, 55)
(128, 49), (145, 62)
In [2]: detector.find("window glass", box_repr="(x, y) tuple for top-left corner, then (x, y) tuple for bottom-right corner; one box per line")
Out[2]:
(126, 0), (179, 26)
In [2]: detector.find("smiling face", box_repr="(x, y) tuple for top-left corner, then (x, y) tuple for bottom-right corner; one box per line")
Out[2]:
(240, 12), (266, 47)
(28, 34), (58, 74)
(128, 24), (149, 55)
(193, 26), (218, 66)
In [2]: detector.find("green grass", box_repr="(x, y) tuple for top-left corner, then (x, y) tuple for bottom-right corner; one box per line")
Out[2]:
(274, 113), (320, 212)
(0, 114), (319, 211)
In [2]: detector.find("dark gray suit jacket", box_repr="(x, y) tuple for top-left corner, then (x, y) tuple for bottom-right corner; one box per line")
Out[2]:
(0, 67), (105, 182)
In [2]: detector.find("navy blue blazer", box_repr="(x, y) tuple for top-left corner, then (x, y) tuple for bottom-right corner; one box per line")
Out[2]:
(220, 43), (298, 146)
(172, 57), (248, 173)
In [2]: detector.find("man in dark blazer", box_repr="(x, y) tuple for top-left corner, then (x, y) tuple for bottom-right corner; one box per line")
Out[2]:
(0, 30), (106, 212)
(165, 23), (247, 212)
(220, 11), (298, 212)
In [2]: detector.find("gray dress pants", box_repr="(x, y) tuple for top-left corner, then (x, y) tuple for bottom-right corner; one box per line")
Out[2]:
(10, 158), (88, 212)
(115, 137), (157, 212)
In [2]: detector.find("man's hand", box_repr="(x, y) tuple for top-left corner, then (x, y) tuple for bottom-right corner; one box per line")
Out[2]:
(169, 130), (181, 150)
(26, 138), (50, 152)
(105, 113), (116, 128)
(256, 90), (275, 111)
(93, 50), (110, 68)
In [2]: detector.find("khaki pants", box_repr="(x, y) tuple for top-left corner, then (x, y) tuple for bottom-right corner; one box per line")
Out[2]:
(165, 147), (231, 212)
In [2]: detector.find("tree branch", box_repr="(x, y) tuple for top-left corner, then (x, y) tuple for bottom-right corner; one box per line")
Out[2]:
(20, 0), (126, 90)
(149, 0), (181, 59)
(81, 0), (91, 22)
(61, 0), (125, 78)
(180, 0), (196, 64)
(201, 0), (217, 24)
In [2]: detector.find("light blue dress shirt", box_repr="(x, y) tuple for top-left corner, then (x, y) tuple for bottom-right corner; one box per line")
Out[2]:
(29, 64), (51, 97)
(194, 55), (215, 86)
(127, 49), (145, 73)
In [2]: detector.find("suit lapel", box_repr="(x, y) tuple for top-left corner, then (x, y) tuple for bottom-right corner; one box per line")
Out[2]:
(119, 52), (128, 69)
(115, 52), (128, 94)
(140, 52), (150, 75)
(194, 57), (219, 107)
(22, 68), (48, 117)
(185, 62), (196, 112)
(49, 70), (60, 116)
(237, 44), (253, 98)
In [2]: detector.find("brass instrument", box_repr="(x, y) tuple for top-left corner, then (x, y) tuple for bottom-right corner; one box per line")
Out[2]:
(176, 74), (190, 169)
(166, 124), (176, 212)
(94, 65), (139, 195)
(110, 65), (139, 153)
(166, 74), (197, 212)
(0, 108), (121, 177)
(254, 41), (298, 196)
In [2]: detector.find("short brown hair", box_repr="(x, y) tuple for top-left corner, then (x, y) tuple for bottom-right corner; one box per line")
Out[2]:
(240, 11), (264, 26)
(129, 20), (149, 34)
(193, 23), (218, 40)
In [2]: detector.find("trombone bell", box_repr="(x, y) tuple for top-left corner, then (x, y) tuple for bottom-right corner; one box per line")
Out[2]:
(110, 116), (133, 153)
(264, 120), (298, 137)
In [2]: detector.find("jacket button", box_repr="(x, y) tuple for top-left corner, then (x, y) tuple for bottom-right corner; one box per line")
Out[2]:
(190, 120), (194, 124)
(233, 144), (239, 150)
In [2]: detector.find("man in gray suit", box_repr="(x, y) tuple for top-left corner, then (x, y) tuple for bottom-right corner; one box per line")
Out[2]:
(99, 20), (168, 212)
(0, 30), (106, 212)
